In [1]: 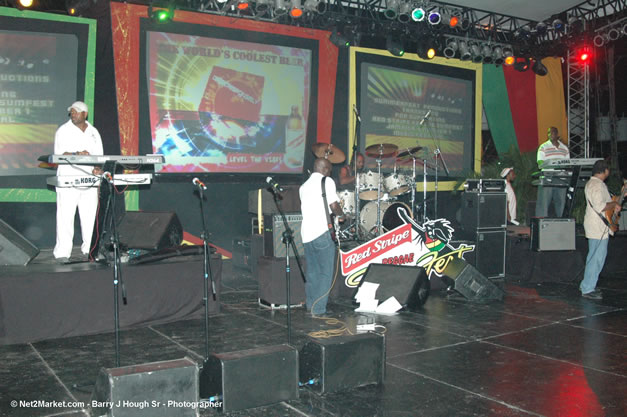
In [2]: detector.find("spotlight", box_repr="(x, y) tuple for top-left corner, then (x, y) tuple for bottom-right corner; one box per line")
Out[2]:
(417, 38), (437, 60)
(237, 0), (250, 11)
(532, 58), (548, 76)
(459, 17), (471, 31)
(553, 19), (565, 31)
(623, 23), (627, 36)
(458, 41), (471, 61)
(607, 27), (620, 41)
(255, 0), (270, 13)
(493, 46), (504, 65)
(514, 26), (531, 40)
(568, 16), (583, 33)
(329, 29), (350, 48)
(504, 55), (515, 66)
(411, 7), (425, 22)
(470, 43), (483, 63)
(443, 39), (458, 58)
(398, 2), (412, 23)
(514, 57), (530, 72)
(428, 11), (441, 25)
(15, 0), (34, 8)
(593, 33), (605, 47)
(385, 0), (399, 20)
(149, 3), (174, 23)
(481, 44), (493, 64)
(578, 47), (592, 64)
(448, 15), (459, 28)
(289, 0), (303, 18)
(274, 0), (288, 15)
(502, 45), (514, 58)
(535, 22), (547, 35)
(386, 35), (404, 57)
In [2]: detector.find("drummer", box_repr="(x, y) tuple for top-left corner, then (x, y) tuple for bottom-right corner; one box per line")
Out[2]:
(338, 153), (365, 186)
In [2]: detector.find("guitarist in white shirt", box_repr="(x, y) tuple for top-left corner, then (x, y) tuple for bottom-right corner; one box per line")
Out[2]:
(299, 158), (346, 315)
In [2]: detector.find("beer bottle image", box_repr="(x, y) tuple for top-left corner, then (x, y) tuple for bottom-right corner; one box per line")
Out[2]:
(284, 105), (305, 168)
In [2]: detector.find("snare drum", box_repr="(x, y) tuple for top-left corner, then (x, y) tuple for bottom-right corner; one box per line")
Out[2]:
(337, 189), (356, 216)
(358, 170), (385, 201)
(359, 201), (412, 235)
(384, 173), (412, 197)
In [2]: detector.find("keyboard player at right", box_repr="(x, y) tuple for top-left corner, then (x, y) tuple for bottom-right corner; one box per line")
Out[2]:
(536, 126), (570, 217)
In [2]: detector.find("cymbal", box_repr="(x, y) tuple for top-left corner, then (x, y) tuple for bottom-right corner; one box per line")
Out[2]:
(311, 143), (346, 164)
(365, 143), (398, 158)
(396, 146), (423, 158)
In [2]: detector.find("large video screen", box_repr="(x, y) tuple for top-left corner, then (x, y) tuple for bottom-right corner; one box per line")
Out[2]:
(0, 28), (82, 175)
(144, 29), (314, 175)
(356, 53), (475, 177)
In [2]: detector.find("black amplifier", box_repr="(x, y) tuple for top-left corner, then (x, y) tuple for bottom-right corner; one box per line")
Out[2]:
(464, 179), (506, 193)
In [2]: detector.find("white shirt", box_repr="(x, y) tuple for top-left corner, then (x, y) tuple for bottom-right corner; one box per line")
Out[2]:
(584, 176), (612, 240)
(54, 119), (103, 177)
(537, 140), (570, 170)
(505, 181), (517, 224)
(299, 172), (339, 243)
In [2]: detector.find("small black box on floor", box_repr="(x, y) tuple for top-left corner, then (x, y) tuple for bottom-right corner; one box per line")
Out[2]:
(264, 213), (304, 257)
(90, 357), (199, 417)
(257, 256), (306, 306)
(530, 217), (576, 251)
(356, 264), (430, 310)
(199, 344), (299, 412)
(0, 219), (39, 265)
(443, 257), (504, 303)
(299, 333), (385, 394)
(475, 229), (506, 278)
(461, 192), (507, 230)
(117, 211), (183, 251)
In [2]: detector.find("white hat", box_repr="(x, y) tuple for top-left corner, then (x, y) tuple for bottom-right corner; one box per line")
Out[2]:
(67, 101), (88, 113)
(500, 167), (513, 178)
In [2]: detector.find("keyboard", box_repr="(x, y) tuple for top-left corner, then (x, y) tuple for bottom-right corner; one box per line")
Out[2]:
(47, 173), (153, 188)
(541, 158), (602, 169)
(41, 154), (165, 165)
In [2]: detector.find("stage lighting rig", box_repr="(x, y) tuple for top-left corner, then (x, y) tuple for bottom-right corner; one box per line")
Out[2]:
(386, 35), (404, 57)
(148, 2), (175, 23)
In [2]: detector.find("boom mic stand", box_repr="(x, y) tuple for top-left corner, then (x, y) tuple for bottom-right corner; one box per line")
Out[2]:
(270, 187), (305, 346)
(352, 107), (362, 240)
(421, 111), (449, 219)
(194, 182), (216, 360)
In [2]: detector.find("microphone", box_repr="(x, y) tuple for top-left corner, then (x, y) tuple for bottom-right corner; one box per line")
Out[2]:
(352, 104), (361, 122)
(266, 176), (284, 193)
(192, 177), (207, 190)
(419, 110), (432, 126)
(102, 172), (112, 182)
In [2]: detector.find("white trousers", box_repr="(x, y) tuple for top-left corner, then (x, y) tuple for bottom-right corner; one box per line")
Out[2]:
(53, 187), (99, 258)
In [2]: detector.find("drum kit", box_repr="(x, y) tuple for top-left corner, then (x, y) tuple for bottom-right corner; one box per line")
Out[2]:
(312, 142), (426, 241)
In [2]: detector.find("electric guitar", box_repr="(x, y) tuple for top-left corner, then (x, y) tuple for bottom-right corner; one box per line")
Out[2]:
(606, 180), (627, 233)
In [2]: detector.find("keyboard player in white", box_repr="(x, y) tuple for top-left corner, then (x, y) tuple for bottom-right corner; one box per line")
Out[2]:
(536, 126), (570, 217)
(53, 101), (103, 263)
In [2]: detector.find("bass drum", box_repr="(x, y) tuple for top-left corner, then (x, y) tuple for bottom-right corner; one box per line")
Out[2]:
(359, 201), (412, 235)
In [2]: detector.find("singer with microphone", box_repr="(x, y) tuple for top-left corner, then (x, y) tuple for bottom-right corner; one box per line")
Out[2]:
(53, 101), (103, 264)
(299, 158), (346, 316)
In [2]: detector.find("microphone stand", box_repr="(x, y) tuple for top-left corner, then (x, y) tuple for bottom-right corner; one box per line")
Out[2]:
(421, 111), (449, 219)
(101, 165), (126, 368)
(269, 187), (305, 346)
(195, 183), (216, 360)
(352, 108), (362, 240)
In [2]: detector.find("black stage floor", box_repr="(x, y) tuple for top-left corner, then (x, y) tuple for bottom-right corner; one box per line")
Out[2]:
(1, 249), (627, 416)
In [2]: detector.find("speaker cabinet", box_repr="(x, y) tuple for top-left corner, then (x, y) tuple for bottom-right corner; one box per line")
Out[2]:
(461, 192), (507, 230)
(257, 256), (306, 307)
(530, 218), (576, 251)
(355, 264), (430, 311)
(200, 344), (299, 412)
(117, 211), (183, 252)
(473, 229), (506, 278)
(263, 213), (304, 257)
(299, 333), (385, 394)
(90, 357), (199, 417)
(443, 257), (504, 303)
(0, 219), (39, 265)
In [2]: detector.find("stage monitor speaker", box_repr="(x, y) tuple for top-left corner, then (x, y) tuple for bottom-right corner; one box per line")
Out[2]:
(299, 333), (385, 394)
(263, 213), (304, 257)
(355, 264), (430, 311)
(530, 218), (576, 251)
(89, 357), (199, 417)
(474, 229), (506, 278)
(461, 192), (507, 230)
(257, 256), (306, 307)
(117, 211), (183, 251)
(0, 219), (39, 266)
(199, 344), (299, 412)
(443, 257), (504, 303)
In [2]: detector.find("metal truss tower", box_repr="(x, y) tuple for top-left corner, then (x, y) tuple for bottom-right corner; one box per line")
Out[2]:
(567, 50), (590, 158)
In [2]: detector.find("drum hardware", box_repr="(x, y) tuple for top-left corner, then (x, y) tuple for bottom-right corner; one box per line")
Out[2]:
(311, 143), (346, 164)
(365, 143), (398, 235)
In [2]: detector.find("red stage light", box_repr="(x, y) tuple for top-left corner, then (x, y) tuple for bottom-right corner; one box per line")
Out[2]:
(578, 49), (591, 63)
(237, 1), (249, 10)
(289, 7), (303, 17)
(449, 16), (459, 28)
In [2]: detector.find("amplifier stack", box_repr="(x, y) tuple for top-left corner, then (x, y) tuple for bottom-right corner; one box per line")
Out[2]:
(460, 182), (507, 279)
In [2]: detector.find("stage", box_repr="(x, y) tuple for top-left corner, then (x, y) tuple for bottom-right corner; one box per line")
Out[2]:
(1, 238), (626, 416)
